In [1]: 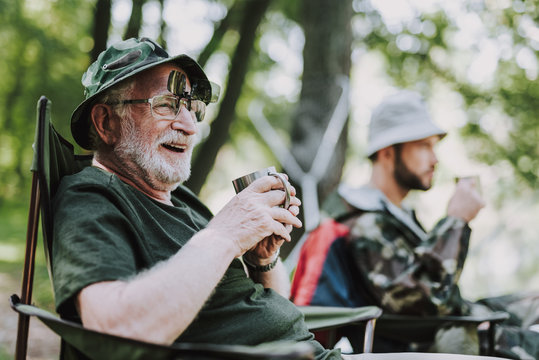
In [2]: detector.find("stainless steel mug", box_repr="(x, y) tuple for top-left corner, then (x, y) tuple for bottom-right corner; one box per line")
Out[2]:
(232, 166), (291, 209)
(455, 175), (482, 195)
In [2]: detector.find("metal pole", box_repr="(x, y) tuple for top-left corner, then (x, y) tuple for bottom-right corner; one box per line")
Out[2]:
(363, 318), (376, 353)
(15, 173), (41, 360)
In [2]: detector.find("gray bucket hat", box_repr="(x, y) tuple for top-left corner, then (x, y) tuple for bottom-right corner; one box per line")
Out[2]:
(366, 90), (447, 157)
(71, 37), (210, 150)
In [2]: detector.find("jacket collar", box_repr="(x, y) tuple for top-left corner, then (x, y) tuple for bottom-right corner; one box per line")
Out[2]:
(337, 184), (428, 241)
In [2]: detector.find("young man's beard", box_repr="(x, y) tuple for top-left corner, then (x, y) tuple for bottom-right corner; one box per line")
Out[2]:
(393, 148), (431, 191)
(115, 116), (193, 190)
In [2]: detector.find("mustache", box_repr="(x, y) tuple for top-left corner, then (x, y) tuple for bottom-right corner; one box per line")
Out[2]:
(156, 131), (194, 147)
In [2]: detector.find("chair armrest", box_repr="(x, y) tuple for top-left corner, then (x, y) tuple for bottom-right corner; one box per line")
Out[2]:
(299, 305), (382, 332)
(299, 305), (382, 353)
(376, 312), (510, 343)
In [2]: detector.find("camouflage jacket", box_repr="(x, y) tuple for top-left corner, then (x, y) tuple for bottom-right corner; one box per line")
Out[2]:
(322, 184), (472, 316)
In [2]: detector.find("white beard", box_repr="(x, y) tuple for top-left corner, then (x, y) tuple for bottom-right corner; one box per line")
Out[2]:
(115, 118), (194, 191)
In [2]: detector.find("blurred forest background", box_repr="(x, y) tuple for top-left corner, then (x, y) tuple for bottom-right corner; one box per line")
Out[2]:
(0, 0), (538, 358)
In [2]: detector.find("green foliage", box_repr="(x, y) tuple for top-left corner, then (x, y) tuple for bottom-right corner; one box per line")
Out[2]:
(352, 0), (539, 195)
(5, 0), (532, 204)
(0, 0), (95, 204)
(274, 0), (301, 24)
(204, 4), (304, 167)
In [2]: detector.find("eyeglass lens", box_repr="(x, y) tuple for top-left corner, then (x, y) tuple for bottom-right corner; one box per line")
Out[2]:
(151, 95), (206, 122)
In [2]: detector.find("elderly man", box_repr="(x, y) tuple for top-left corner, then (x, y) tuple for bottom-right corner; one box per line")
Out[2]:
(291, 91), (539, 358)
(52, 38), (350, 359)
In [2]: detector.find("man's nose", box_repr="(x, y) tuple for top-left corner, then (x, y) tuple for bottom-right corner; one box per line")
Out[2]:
(431, 150), (439, 166)
(171, 107), (196, 135)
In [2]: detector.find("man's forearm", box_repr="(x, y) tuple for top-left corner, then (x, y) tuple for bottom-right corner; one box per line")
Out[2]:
(77, 228), (237, 345)
(425, 216), (470, 269)
(249, 259), (290, 298)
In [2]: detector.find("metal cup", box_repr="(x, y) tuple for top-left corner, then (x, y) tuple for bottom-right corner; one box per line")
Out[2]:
(455, 175), (482, 195)
(232, 166), (291, 209)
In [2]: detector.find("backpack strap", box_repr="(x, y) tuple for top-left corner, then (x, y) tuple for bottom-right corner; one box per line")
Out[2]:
(290, 219), (350, 305)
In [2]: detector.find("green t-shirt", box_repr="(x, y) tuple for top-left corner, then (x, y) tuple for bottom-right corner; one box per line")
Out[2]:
(52, 166), (340, 359)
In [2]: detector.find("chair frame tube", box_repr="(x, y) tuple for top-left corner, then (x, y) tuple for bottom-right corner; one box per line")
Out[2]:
(363, 318), (377, 353)
(15, 172), (41, 360)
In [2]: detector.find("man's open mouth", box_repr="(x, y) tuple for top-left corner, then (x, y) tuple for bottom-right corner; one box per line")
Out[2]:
(162, 143), (186, 153)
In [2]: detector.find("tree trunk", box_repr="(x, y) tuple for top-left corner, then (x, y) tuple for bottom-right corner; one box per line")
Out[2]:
(91, 0), (112, 63)
(156, 0), (167, 49)
(280, 0), (353, 259)
(290, 0), (353, 202)
(186, 0), (272, 194)
(197, 1), (242, 67)
(124, 0), (145, 40)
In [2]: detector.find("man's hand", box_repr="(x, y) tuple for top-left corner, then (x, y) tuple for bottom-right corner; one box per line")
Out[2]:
(245, 197), (301, 264)
(447, 177), (485, 223)
(207, 174), (302, 258)
(245, 236), (283, 264)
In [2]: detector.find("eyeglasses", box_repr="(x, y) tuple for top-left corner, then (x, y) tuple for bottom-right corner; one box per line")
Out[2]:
(105, 70), (220, 122)
(106, 94), (206, 122)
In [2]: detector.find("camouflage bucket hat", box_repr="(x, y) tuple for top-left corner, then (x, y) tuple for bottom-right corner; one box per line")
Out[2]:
(71, 37), (210, 150)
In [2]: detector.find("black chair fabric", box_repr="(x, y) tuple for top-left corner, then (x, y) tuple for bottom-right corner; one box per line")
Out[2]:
(33, 96), (92, 273)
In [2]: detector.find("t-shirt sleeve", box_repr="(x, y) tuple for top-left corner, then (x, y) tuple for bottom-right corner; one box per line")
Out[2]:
(52, 180), (141, 318)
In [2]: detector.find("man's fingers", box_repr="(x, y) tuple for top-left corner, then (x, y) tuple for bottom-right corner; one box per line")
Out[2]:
(288, 205), (300, 217)
(289, 185), (297, 197)
(271, 207), (302, 229)
(247, 175), (284, 193)
(253, 187), (299, 209)
(263, 219), (291, 242)
(224, 173), (301, 247)
(240, 174), (301, 209)
(247, 173), (295, 195)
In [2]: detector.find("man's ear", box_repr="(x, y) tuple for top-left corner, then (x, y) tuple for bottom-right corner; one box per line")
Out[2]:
(90, 104), (121, 146)
(378, 146), (395, 161)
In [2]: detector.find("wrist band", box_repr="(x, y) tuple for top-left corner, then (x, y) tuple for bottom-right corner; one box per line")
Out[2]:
(243, 249), (280, 273)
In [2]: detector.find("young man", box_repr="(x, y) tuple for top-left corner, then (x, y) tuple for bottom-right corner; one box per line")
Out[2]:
(52, 37), (349, 359)
(291, 91), (539, 358)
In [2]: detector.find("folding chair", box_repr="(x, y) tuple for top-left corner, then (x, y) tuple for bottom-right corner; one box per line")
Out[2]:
(300, 305), (381, 353)
(290, 219), (510, 356)
(13, 96), (91, 359)
(10, 96), (380, 359)
(375, 312), (509, 356)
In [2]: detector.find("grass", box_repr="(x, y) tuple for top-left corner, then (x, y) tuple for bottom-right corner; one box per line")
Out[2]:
(0, 347), (11, 360)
